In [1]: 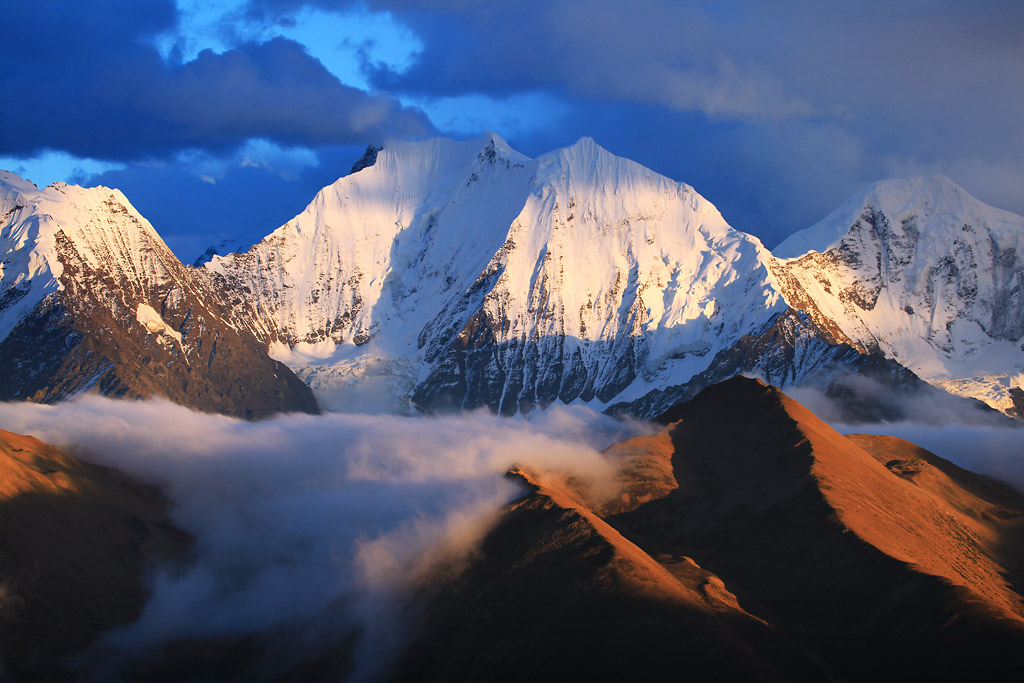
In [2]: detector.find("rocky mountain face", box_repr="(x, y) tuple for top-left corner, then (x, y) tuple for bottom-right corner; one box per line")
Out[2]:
(0, 172), (318, 419)
(773, 176), (1024, 413)
(395, 377), (1024, 680)
(206, 135), (1022, 418)
(2, 137), (1022, 420)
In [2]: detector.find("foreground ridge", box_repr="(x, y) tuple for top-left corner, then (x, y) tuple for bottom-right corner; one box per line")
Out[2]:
(397, 377), (1024, 680)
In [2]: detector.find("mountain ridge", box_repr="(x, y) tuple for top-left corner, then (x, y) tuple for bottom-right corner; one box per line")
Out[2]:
(0, 172), (318, 418)
(1, 135), (1022, 419)
(393, 376), (1024, 680)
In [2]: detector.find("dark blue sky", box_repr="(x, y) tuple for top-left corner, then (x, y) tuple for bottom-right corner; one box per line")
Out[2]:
(2, 0), (1022, 260)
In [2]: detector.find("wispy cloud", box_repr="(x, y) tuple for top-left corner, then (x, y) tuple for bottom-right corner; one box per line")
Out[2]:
(0, 396), (641, 677)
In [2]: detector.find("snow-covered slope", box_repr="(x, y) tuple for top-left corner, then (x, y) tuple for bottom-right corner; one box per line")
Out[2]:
(208, 134), (789, 413)
(773, 176), (1024, 411)
(6, 141), (1020, 420)
(0, 172), (317, 417)
(0, 171), (198, 341)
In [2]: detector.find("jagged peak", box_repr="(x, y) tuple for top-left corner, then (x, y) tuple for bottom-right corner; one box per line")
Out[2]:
(0, 172), (140, 225)
(348, 143), (382, 175)
(373, 134), (530, 168)
(476, 131), (532, 166)
(774, 174), (1024, 258)
(0, 169), (38, 191)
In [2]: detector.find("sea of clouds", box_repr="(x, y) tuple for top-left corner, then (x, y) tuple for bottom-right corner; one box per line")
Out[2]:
(0, 397), (647, 679)
(1, 380), (1021, 678)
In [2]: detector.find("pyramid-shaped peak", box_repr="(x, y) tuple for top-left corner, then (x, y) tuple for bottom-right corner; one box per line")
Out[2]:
(561, 136), (612, 157)
(774, 174), (1024, 258)
(476, 131), (531, 165)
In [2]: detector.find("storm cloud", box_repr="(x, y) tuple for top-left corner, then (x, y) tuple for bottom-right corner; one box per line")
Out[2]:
(0, 1), (434, 161)
(4, 0), (1023, 258)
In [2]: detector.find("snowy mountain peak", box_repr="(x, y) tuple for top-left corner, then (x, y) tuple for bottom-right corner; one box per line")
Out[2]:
(0, 172), (211, 344)
(206, 135), (786, 413)
(771, 174), (1024, 411)
(0, 170), (40, 198)
(774, 175), (1021, 258)
(5, 141), (1023, 420)
(0, 169), (319, 417)
(539, 136), (612, 168)
(348, 144), (382, 175)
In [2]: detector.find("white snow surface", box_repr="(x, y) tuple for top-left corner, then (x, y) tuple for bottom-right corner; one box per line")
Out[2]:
(136, 303), (184, 347)
(0, 170), (181, 344)
(774, 175), (1024, 408)
(209, 134), (786, 410)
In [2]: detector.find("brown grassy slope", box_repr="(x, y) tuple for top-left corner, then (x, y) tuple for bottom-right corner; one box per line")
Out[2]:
(399, 376), (1024, 681)
(619, 376), (1024, 679)
(0, 429), (189, 680)
(845, 433), (1024, 610)
(393, 466), (830, 682)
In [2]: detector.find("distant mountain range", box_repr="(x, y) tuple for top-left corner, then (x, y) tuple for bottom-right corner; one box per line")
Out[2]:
(1, 135), (1022, 420)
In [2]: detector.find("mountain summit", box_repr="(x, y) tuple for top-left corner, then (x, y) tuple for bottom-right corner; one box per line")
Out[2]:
(206, 134), (794, 414)
(773, 175), (1024, 412)
(0, 171), (317, 418)
(2, 139), (1022, 418)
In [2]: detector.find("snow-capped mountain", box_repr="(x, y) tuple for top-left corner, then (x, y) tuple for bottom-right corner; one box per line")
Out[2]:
(202, 136), (1024, 418)
(3, 137), (1021, 420)
(0, 171), (317, 418)
(207, 134), (797, 414)
(191, 236), (253, 267)
(773, 176), (1024, 413)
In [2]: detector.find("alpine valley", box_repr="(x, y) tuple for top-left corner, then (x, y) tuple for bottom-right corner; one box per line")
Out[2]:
(2, 134), (1023, 421)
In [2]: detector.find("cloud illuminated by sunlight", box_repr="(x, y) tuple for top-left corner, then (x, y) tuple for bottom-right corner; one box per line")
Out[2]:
(155, 0), (422, 90)
(406, 91), (571, 139)
(0, 151), (125, 188)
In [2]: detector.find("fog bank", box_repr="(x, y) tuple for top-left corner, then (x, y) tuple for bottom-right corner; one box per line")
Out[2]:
(0, 397), (644, 679)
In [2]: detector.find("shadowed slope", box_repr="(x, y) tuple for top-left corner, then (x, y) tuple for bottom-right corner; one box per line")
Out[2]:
(0, 429), (189, 680)
(398, 376), (1024, 681)
(622, 377), (1024, 679)
(393, 466), (828, 681)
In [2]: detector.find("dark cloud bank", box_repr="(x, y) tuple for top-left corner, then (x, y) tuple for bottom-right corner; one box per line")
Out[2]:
(0, 0), (433, 161)
(6, 0), (1024, 259)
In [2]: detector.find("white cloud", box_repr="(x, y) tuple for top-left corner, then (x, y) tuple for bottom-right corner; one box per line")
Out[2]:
(0, 150), (125, 188)
(0, 396), (642, 677)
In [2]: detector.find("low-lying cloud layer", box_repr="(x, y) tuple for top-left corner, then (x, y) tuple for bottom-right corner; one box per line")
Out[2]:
(2, 385), (1022, 677)
(0, 397), (645, 679)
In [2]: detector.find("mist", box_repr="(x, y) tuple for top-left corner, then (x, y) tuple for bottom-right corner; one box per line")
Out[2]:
(786, 372), (1017, 428)
(0, 397), (646, 679)
(833, 423), (1024, 492)
(3, 382), (1022, 677)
